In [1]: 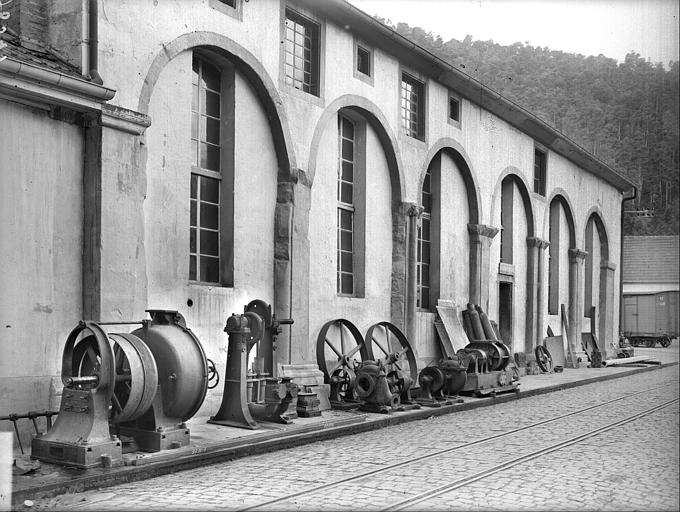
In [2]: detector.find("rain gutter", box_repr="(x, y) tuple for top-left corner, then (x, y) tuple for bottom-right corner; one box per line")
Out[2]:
(0, 56), (115, 111)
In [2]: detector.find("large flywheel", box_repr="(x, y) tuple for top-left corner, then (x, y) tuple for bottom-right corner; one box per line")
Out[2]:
(364, 321), (418, 384)
(316, 319), (370, 403)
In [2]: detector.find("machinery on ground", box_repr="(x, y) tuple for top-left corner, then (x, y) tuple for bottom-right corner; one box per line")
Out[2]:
(31, 310), (209, 468)
(457, 303), (519, 397)
(209, 300), (297, 429)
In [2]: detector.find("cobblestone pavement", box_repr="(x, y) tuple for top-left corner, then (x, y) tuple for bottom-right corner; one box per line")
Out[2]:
(24, 365), (679, 512)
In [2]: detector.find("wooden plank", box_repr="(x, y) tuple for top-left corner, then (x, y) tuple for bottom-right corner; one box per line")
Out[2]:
(544, 336), (566, 367)
(434, 320), (455, 358)
(435, 302), (470, 356)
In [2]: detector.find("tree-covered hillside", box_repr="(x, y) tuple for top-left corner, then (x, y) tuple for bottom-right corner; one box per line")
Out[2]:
(384, 21), (679, 235)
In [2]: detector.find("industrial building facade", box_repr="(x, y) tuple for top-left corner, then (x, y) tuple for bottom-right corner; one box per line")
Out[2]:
(0, 0), (634, 424)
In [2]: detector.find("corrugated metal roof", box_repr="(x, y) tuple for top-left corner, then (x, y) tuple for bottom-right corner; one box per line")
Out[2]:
(0, 34), (83, 79)
(622, 236), (680, 284)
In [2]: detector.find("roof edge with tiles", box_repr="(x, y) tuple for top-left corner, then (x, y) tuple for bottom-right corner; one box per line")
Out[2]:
(0, 35), (116, 108)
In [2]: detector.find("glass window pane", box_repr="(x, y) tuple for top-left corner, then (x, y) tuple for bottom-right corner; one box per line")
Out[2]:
(200, 176), (220, 204)
(191, 140), (198, 167)
(205, 117), (220, 145)
(190, 227), (197, 252)
(341, 117), (354, 139)
(190, 200), (197, 226)
(339, 209), (352, 230)
(421, 290), (430, 310)
(201, 62), (221, 91)
(191, 113), (198, 139)
(341, 139), (353, 161)
(340, 230), (352, 250)
(341, 251), (353, 273)
(421, 265), (430, 285)
(200, 143), (221, 171)
(340, 182), (353, 204)
(421, 218), (430, 239)
(422, 194), (432, 213)
(190, 174), (198, 198)
(200, 229), (219, 256)
(341, 161), (353, 182)
(192, 85), (199, 112)
(192, 58), (199, 80)
(200, 203), (219, 230)
(422, 241), (430, 262)
(341, 274), (353, 294)
(200, 256), (220, 283)
(205, 91), (220, 118)
(189, 255), (197, 280)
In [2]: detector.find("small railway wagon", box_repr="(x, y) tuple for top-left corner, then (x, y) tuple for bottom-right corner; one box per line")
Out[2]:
(622, 291), (679, 347)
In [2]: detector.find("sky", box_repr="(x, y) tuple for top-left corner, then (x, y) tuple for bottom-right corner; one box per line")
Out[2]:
(348, 0), (679, 67)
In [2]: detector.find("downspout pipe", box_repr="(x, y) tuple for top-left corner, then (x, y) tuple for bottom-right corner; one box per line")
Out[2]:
(88, 0), (103, 85)
(618, 185), (637, 336)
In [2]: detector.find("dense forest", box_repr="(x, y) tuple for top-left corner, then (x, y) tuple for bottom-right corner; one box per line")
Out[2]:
(381, 20), (679, 235)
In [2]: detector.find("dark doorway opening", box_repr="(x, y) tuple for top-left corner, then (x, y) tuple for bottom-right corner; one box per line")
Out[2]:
(498, 281), (513, 348)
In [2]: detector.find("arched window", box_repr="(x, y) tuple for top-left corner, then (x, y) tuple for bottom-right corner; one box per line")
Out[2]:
(417, 168), (432, 309)
(337, 112), (366, 296)
(500, 177), (514, 264)
(190, 54), (234, 285)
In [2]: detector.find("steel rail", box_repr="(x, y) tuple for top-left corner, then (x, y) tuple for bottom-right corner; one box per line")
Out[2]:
(238, 380), (678, 511)
(385, 398), (679, 511)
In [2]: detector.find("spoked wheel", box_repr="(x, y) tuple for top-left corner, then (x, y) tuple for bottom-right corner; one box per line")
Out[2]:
(535, 345), (554, 373)
(316, 319), (370, 401)
(645, 338), (657, 348)
(72, 332), (158, 423)
(364, 322), (418, 385)
(660, 337), (672, 348)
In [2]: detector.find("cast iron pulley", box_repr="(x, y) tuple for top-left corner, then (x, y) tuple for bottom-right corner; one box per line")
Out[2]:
(70, 329), (159, 424)
(131, 310), (209, 422)
(316, 319), (370, 401)
(535, 345), (553, 373)
(466, 341), (511, 371)
(418, 366), (445, 392)
(364, 322), (418, 385)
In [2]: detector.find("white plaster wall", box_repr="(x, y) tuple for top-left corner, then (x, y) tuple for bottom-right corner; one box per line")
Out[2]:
(308, 115), (393, 359)
(94, 0), (624, 363)
(487, 178), (529, 352)
(143, 50), (278, 415)
(0, 99), (83, 428)
(438, 152), (471, 305)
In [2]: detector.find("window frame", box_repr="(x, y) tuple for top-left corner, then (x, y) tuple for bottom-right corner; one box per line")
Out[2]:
(534, 145), (548, 196)
(190, 52), (235, 287)
(447, 92), (461, 128)
(208, 0), (243, 20)
(400, 71), (426, 141)
(416, 169), (432, 310)
(353, 39), (374, 86)
(336, 112), (366, 298)
(282, 7), (322, 97)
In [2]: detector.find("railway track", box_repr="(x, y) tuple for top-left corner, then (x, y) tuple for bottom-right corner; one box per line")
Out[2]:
(239, 381), (679, 511)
